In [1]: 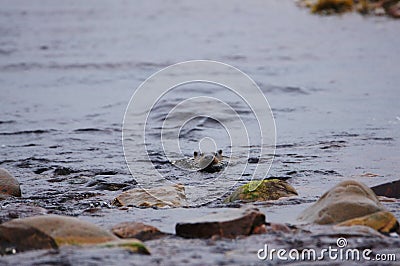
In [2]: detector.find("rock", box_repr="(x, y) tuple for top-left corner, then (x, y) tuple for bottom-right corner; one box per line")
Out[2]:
(175, 207), (265, 238)
(225, 179), (298, 203)
(1, 215), (118, 246)
(0, 215), (150, 255)
(112, 184), (187, 208)
(337, 211), (400, 234)
(111, 222), (168, 241)
(311, 0), (354, 14)
(0, 222), (58, 255)
(371, 179), (400, 199)
(0, 168), (21, 200)
(298, 180), (386, 224)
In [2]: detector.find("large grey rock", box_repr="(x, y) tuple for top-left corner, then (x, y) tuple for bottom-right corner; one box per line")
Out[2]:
(112, 184), (187, 208)
(176, 207), (265, 238)
(0, 215), (150, 255)
(298, 180), (386, 224)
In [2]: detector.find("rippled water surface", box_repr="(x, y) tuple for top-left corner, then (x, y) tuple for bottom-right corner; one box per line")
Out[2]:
(1, 0), (399, 265)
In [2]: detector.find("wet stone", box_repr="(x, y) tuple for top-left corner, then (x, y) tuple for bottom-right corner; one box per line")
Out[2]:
(111, 222), (169, 241)
(337, 211), (400, 234)
(225, 179), (298, 203)
(175, 207), (266, 239)
(298, 180), (386, 224)
(112, 184), (187, 208)
(0, 168), (21, 200)
(371, 179), (400, 199)
(0, 222), (58, 255)
(2, 215), (118, 246)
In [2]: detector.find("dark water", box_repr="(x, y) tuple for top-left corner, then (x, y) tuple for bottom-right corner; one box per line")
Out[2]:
(1, 0), (400, 265)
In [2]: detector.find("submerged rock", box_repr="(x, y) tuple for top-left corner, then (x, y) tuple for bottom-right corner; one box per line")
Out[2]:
(225, 179), (298, 203)
(337, 211), (400, 234)
(175, 207), (265, 238)
(298, 180), (386, 224)
(112, 184), (187, 208)
(0, 222), (57, 255)
(0, 215), (150, 255)
(0, 168), (21, 200)
(112, 222), (168, 241)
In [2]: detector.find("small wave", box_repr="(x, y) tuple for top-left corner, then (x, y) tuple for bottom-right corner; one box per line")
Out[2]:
(0, 129), (56, 135)
(262, 85), (309, 95)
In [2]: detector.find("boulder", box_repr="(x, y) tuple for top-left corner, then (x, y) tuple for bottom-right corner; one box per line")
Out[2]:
(225, 179), (298, 203)
(0, 168), (21, 200)
(175, 207), (265, 238)
(337, 211), (400, 234)
(0, 222), (57, 255)
(1, 215), (118, 246)
(298, 180), (386, 224)
(0, 215), (150, 254)
(112, 184), (187, 208)
(111, 222), (168, 241)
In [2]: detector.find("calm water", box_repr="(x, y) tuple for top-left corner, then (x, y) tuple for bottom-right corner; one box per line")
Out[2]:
(0, 0), (399, 265)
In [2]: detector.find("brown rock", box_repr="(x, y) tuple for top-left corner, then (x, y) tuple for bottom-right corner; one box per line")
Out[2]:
(371, 179), (400, 199)
(0, 222), (58, 255)
(337, 211), (400, 234)
(112, 184), (187, 208)
(298, 180), (386, 224)
(175, 207), (265, 238)
(111, 222), (168, 241)
(382, 0), (400, 18)
(0, 168), (21, 199)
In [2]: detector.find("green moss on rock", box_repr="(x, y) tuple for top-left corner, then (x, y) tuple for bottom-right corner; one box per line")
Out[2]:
(225, 179), (298, 203)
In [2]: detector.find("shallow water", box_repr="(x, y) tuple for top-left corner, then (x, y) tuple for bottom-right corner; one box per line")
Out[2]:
(1, 0), (400, 265)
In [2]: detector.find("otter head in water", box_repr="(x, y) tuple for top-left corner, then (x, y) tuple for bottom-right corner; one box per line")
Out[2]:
(193, 149), (223, 172)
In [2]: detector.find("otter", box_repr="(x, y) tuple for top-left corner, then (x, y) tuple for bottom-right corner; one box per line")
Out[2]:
(193, 149), (223, 172)
(171, 149), (226, 173)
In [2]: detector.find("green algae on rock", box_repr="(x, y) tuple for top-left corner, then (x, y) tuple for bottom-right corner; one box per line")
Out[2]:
(0, 168), (21, 200)
(96, 239), (150, 255)
(298, 180), (386, 225)
(112, 184), (187, 208)
(337, 211), (400, 234)
(225, 179), (298, 203)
